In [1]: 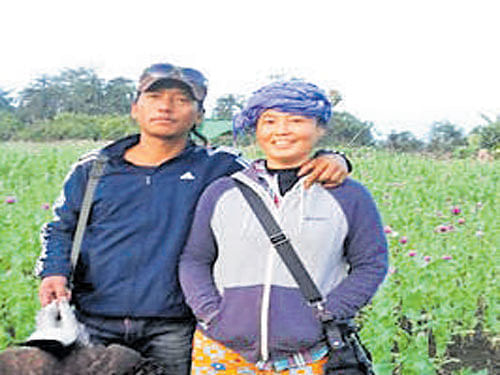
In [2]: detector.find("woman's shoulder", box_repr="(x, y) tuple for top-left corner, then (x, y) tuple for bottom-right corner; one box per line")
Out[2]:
(323, 177), (378, 209)
(326, 177), (371, 195)
(193, 177), (239, 218)
(202, 176), (238, 201)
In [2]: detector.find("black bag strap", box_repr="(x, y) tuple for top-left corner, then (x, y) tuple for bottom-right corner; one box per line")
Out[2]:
(69, 154), (108, 285)
(233, 178), (381, 370)
(232, 178), (324, 306)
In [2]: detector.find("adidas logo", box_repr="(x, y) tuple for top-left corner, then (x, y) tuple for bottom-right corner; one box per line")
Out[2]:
(180, 171), (196, 180)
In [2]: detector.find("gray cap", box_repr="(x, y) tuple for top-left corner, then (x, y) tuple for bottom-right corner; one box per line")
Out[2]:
(138, 63), (208, 102)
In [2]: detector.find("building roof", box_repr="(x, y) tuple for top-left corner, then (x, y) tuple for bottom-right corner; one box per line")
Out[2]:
(197, 119), (232, 140)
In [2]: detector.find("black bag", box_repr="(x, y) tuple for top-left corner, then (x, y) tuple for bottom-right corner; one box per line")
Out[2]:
(125, 357), (169, 375)
(323, 320), (374, 375)
(233, 179), (375, 374)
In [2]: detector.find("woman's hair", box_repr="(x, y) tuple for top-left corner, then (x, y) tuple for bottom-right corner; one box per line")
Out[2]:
(232, 80), (332, 137)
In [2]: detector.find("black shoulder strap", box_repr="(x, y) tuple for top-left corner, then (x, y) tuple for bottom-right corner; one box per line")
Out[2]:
(232, 178), (323, 305)
(69, 154), (109, 284)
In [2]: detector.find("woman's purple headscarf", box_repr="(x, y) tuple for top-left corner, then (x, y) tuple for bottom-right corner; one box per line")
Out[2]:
(232, 80), (332, 137)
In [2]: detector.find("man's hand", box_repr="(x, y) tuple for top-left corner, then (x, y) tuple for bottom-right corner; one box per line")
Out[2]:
(299, 154), (349, 189)
(39, 275), (71, 307)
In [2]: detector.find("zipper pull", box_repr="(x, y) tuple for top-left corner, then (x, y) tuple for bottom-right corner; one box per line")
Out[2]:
(146, 176), (152, 185)
(124, 317), (132, 336)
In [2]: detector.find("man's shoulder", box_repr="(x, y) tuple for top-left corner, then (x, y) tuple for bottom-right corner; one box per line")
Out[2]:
(73, 148), (110, 169)
(63, 145), (112, 179)
(192, 144), (249, 168)
(191, 144), (241, 159)
(77, 149), (101, 163)
(206, 145), (242, 157)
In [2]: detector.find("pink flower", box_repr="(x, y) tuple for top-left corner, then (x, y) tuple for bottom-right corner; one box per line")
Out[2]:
(435, 225), (448, 233)
(457, 218), (466, 225)
(451, 206), (461, 215)
(384, 225), (399, 237)
(5, 196), (17, 204)
(442, 255), (452, 260)
(399, 236), (408, 244)
(41, 203), (51, 210)
(408, 251), (417, 257)
(435, 224), (455, 233)
(423, 256), (431, 262)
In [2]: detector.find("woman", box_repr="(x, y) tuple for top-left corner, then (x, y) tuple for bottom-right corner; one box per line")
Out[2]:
(179, 80), (388, 374)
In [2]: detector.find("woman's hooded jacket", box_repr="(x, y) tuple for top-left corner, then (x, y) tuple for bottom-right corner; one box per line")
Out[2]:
(179, 160), (388, 364)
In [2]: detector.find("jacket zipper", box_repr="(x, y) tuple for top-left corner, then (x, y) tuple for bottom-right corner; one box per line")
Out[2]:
(127, 173), (152, 314)
(234, 174), (282, 365)
(124, 317), (132, 341)
(258, 179), (282, 364)
(257, 175), (304, 364)
(260, 244), (274, 362)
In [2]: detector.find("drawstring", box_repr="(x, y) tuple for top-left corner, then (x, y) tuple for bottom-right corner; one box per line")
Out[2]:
(299, 181), (306, 238)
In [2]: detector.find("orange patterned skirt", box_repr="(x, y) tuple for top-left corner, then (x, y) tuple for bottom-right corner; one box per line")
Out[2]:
(191, 330), (327, 374)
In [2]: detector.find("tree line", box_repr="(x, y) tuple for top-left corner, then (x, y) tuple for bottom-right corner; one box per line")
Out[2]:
(211, 90), (499, 156)
(0, 67), (138, 141)
(0, 67), (498, 157)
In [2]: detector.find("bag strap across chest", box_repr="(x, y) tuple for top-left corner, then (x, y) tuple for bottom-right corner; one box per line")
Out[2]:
(70, 154), (108, 285)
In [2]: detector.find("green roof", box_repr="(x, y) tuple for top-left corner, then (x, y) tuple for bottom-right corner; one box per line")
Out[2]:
(197, 119), (232, 140)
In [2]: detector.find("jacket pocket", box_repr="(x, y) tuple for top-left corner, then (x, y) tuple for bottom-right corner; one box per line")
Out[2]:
(204, 287), (260, 353)
(268, 288), (324, 352)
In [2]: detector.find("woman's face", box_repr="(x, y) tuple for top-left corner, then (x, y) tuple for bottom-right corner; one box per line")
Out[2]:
(256, 109), (325, 169)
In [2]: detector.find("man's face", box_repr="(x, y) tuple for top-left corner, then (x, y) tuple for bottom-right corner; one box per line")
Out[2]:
(131, 87), (201, 141)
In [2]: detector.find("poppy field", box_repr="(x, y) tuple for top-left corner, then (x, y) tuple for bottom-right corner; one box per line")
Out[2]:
(344, 149), (498, 375)
(0, 141), (498, 374)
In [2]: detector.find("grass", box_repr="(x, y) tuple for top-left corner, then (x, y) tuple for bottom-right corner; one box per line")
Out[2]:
(0, 141), (498, 374)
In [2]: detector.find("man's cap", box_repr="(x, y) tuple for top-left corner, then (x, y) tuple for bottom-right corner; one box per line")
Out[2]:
(138, 63), (208, 103)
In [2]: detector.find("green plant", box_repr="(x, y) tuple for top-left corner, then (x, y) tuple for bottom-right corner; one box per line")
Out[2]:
(0, 143), (498, 374)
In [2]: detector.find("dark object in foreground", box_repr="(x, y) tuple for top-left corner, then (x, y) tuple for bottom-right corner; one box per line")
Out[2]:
(23, 339), (76, 359)
(323, 320), (374, 375)
(0, 344), (169, 375)
(125, 358), (170, 375)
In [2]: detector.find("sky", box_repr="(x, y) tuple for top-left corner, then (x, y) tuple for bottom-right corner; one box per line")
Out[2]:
(2, 0), (499, 139)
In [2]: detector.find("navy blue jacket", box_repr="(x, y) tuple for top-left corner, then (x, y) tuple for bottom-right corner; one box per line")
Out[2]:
(37, 135), (246, 318)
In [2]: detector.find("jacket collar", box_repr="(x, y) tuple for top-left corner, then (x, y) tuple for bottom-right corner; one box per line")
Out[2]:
(100, 134), (198, 163)
(239, 159), (306, 198)
(239, 159), (268, 183)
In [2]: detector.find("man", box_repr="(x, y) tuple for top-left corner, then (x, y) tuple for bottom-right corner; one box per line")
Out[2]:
(36, 63), (351, 374)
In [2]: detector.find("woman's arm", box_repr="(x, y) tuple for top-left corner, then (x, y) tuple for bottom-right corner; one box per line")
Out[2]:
(179, 180), (229, 326)
(324, 181), (389, 319)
